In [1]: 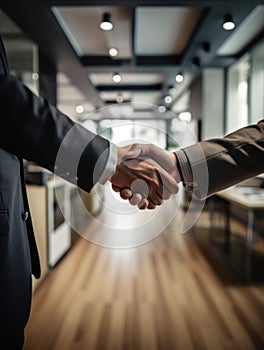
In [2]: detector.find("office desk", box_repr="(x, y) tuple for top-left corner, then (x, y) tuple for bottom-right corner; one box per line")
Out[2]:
(209, 187), (264, 283)
(215, 187), (264, 242)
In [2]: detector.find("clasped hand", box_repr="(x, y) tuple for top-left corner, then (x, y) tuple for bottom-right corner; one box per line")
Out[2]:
(110, 144), (180, 210)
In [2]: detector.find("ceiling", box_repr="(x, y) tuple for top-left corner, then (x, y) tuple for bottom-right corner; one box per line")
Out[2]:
(1, 1), (264, 120)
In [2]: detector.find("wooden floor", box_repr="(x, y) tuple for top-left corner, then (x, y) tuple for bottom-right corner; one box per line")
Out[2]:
(24, 210), (264, 350)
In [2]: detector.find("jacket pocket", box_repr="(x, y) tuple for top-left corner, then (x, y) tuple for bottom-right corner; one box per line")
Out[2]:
(0, 209), (9, 238)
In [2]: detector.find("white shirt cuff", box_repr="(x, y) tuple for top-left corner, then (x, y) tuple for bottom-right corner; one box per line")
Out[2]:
(98, 142), (117, 184)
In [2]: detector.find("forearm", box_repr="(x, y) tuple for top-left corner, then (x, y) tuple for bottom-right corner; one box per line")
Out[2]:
(176, 119), (264, 199)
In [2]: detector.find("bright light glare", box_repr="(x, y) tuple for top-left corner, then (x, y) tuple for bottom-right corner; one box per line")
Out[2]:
(238, 81), (248, 127)
(75, 105), (84, 114)
(175, 74), (184, 83)
(100, 21), (113, 31)
(223, 21), (235, 30)
(113, 73), (121, 83)
(158, 105), (166, 113)
(109, 47), (118, 57)
(164, 96), (172, 104)
(178, 111), (192, 123)
(32, 73), (39, 81)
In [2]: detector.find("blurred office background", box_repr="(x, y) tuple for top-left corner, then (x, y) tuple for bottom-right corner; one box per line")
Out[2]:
(0, 1), (264, 349)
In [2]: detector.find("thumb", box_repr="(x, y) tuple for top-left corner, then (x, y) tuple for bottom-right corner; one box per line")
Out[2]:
(125, 144), (142, 159)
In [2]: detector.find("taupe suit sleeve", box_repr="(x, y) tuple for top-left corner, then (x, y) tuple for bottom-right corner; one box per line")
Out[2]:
(176, 119), (264, 199)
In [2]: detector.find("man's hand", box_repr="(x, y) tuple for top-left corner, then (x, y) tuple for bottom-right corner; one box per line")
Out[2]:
(110, 144), (180, 209)
(125, 143), (181, 183)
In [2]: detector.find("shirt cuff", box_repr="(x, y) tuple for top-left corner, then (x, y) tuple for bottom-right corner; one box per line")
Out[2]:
(174, 149), (196, 191)
(98, 142), (117, 184)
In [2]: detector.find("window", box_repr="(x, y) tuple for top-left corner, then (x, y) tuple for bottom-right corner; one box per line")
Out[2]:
(226, 54), (250, 133)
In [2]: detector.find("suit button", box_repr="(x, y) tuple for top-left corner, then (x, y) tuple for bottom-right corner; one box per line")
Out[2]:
(22, 211), (29, 221)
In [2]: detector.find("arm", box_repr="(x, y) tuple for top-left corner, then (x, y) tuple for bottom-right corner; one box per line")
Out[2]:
(0, 74), (110, 192)
(118, 119), (264, 205)
(0, 75), (178, 199)
(176, 119), (264, 198)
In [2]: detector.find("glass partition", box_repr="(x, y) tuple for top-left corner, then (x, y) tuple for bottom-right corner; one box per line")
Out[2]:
(97, 119), (167, 148)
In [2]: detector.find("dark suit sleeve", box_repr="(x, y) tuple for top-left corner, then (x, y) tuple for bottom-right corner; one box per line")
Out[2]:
(176, 119), (264, 199)
(0, 74), (110, 192)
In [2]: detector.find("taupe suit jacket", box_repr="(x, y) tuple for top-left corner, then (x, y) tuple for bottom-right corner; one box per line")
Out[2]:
(177, 119), (264, 198)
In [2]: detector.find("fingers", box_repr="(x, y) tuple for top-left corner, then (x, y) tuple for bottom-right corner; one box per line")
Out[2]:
(111, 152), (178, 210)
(122, 189), (161, 209)
(119, 189), (144, 207)
(112, 184), (120, 192)
(120, 188), (132, 200)
(114, 167), (173, 209)
(129, 193), (143, 205)
(138, 198), (149, 210)
(147, 202), (156, 210)
(118, 188), (154, 210)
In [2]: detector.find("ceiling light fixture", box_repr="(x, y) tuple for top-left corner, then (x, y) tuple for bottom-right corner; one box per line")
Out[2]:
(32, 72), (39, 81)
(75, 105), (84, 114)
(100, 12), (113, 31)
(109, 47), (119, 57)
(112, 72), (121, 83)
(175, 72), (184, 83)
(116, 94), (124, 103)
(158, 105), (166, 113)
(222, 14), (235, 31)
(164, 95), (172, 104)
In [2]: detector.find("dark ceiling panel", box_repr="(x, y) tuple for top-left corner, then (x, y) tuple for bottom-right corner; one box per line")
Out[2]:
(1, 2), (104, 106)
(96, 83), (162, 91)
(1, 0), (264, 110)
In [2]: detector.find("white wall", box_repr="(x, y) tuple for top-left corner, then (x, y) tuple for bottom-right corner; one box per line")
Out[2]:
(202, 68), (224, 139)
(250, 41), (264, 123)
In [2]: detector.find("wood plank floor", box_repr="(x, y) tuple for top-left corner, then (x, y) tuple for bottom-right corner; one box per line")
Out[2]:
(24, 210), (264, 350)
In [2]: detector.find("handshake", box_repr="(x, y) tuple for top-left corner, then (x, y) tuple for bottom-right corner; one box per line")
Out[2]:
(109, 143), (181, 210)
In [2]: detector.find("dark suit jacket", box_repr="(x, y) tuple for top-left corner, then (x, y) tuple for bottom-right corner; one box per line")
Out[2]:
(0, 36), (110, 341)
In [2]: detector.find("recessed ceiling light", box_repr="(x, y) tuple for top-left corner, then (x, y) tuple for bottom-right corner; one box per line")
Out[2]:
(113, 72), (121, 83)
(222, 14), (235, 30)
(109, 47), (119, 57)
(100, 13), (113, 31)
(158, 105), (166, 113)
(116, 94), (124, 103)
(164, 96), (172, 104)
(175, 73), (184, 83)
(75, 105), (84, 114)
(32, 72), (39, 81)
